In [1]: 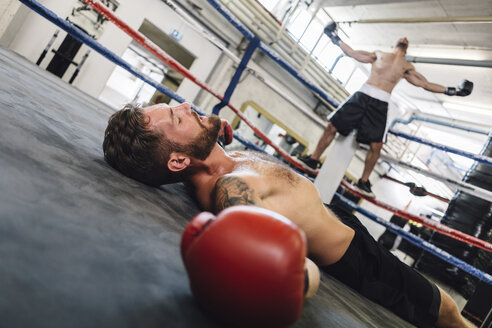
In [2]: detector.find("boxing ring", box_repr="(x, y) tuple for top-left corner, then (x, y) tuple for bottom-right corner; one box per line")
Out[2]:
(0, 38), (414, 328)
(3, 0), (491, 326)
(81, 0), (492, 277)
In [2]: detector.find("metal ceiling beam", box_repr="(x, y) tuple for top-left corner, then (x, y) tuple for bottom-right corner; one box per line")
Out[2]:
(405, 56), (492, 68)
(338, 16), (492, 24)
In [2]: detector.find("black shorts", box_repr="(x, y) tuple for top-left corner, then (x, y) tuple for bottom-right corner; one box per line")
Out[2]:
(330, 92), (388, 144)
(321, 205), (441, 327)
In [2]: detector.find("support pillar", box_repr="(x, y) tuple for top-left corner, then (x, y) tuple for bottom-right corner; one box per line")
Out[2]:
(315, 130), (358, 204)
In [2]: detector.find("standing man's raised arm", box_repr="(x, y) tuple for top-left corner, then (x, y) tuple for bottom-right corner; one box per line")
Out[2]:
(404, 67), (446, 93)
(324, 22), (377, 64)
(339, 42), (377, 64)
(404, 66), (474, 96)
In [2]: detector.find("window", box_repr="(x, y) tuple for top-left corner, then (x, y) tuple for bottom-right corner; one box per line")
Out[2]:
(299, 18), (324, 50)
(286, 8), (312, 40)
(332, 56), (355, 84)
(315, 42), (342, 70)
(345, 68), (367, 93)
(256, 0), (279, 12)
(257, 2), (370, 94)
(99, 46), (165, 108)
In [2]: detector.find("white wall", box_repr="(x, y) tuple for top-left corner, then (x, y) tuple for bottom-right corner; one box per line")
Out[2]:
(8, 0), (76, 59)
(0, 0), (29, 47)
(197, 55), (327, 153)
(234, 74), (325, 151)
(7, 0), (221, 104)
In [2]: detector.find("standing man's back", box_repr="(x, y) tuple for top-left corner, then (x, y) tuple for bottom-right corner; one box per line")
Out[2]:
(367, 43), (413, 92)
(299, 25), (473, 197)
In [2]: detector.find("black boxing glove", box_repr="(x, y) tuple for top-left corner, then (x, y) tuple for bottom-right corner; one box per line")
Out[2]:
(444, 79), (473, 97)
(324, 22), (341, 46)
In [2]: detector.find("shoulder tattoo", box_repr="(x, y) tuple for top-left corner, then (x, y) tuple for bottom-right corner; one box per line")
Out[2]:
(214, 176), (257, 212)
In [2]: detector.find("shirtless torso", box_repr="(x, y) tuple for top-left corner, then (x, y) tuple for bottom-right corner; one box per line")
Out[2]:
(193, 150), (355, 266)
(366, 50), (414, 93)
(187, 147), (469, 328)
(339, 38), (445, 94)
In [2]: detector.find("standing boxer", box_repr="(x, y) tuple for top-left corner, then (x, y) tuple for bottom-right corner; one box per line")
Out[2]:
(103, 102), (472, 328)
(299, 23), (473, 198)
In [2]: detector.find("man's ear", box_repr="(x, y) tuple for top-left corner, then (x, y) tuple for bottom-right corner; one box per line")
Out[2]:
(167, 152), (191, 172)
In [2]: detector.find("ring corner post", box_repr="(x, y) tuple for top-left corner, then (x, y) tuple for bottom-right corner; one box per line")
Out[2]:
(212, 36), (260, 116)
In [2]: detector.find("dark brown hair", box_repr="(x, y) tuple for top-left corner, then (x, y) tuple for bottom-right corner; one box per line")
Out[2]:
(396, 40), (408, 52)
(102, 104), (180, 186)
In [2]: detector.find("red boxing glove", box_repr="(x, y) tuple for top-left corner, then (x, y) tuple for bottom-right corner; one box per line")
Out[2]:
(218, 119), (233, 147)
(181, 206), (308, 327)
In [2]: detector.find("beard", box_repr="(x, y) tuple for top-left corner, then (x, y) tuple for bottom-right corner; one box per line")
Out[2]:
(181, 114), (221, 160)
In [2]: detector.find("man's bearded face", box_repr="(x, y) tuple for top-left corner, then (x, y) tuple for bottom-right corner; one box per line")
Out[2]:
(181, 114), (221, 160)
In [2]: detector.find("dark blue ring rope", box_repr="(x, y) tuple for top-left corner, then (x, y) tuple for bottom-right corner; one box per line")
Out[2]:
(389, 130), (492, 166)
(212, 37), (260, 115)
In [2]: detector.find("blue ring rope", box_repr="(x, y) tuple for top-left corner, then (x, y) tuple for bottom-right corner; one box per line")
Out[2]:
(22, 0), (491, 285)
(333, 193), (492, 285)
(18, 0), (268, 154)
(203, 0), (256, 40)
(390, 115), (489, 135)
(389, 129), (492, 166)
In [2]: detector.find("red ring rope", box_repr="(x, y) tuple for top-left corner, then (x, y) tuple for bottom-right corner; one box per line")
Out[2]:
(381, 174), (449, 203)
(340, 179), (492, 252)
